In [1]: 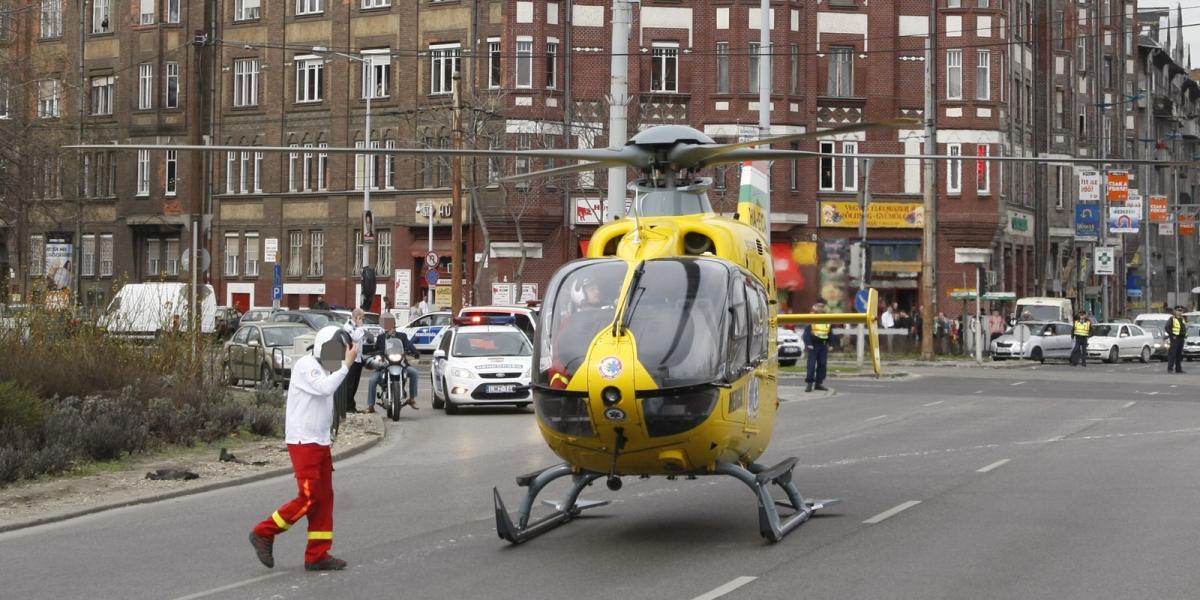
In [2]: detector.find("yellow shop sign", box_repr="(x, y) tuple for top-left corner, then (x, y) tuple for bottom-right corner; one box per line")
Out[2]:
(819, 202), (925, 229)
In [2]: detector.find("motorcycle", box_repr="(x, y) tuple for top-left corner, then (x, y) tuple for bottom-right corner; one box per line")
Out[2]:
(365, 337), (419, 422)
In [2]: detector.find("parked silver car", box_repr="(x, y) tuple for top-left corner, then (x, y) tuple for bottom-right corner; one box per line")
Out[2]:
(990, 321), (1073, 363)
(1183, 325), (1200, 361)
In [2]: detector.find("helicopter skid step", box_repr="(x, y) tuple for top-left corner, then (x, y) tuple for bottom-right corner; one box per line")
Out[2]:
(724, 458), (835, 542)
(495, 463), (606, 544)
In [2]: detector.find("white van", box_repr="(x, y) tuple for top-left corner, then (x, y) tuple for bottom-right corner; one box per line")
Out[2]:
(1013, 297), (1073, 323)
(99, 283), (217, 337)
(1134, 313), (1174, 332)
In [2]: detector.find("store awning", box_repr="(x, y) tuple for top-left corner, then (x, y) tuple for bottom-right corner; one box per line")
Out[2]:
(771, 242), (806, 291)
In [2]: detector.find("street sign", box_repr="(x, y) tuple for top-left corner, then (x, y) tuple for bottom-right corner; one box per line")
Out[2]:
(425, 251), (439, 268)
(264, 237), (279, 263)
(426, 269), (439, 285)
(273, 264), (282, 287)
(854, 289), (870, 313)
(180, 248), (211, 273)
(272, 286), (283, 301)
(1094, 247), (1115, 276)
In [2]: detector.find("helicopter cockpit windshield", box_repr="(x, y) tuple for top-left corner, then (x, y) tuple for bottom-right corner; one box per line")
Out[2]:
(536, 259), (626, 386)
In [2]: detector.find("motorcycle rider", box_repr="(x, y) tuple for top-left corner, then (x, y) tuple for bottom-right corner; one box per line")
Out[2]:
(366, 314), (421, 411)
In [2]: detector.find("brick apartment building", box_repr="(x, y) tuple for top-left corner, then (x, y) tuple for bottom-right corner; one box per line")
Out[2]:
(2, 0), (1197, 319)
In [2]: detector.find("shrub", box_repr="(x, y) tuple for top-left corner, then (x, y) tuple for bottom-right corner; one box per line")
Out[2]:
(0, 381), (46, 429)
(246, 405), (283, 437)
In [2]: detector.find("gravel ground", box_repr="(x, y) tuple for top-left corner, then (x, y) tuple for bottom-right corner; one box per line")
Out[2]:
(0, 411), (385, 532)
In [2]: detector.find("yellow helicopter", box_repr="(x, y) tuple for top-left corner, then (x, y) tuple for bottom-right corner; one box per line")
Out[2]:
(71, 119), (910, 543)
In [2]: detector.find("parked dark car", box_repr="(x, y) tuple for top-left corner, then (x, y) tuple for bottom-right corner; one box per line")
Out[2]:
(269, 310), (332, 330)
(221, 322), (314, 388)
(214, 306), (242, 338)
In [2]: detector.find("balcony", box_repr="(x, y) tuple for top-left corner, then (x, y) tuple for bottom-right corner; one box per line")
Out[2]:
(638, 94), (689, 126)
(817, 96), (866, 126)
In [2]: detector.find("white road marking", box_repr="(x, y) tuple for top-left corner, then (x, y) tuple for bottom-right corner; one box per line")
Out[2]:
(976, 459), (1011, 473)
(169, 574), (285, 600)
(923, 400), (945, 407)
(1011, 381), (1026, 386)
(864, 500), (922, 524)
(973, 390), (984, 394)
(1123, 401), (1137, 409)
(690, 576), (757, 600)
(865, 414), (888, 422)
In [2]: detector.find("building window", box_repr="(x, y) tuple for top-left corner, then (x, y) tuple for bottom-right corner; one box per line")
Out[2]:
(239, 151), (250, 193)
(789, 142), (799, 190)
(947, 143), (961, 194)
(138, 64), (154, 110)
(819, 141), (835, 190)
(790, 44), (800, 95)
(137, 150), (150, 196)
(224, 233), (240, 277)
(38, 79), (60, 118)
(244, 232), (259, 277)
(288, 145), (299, 191)
(81, 234), (96, 277)
(363, 49), (391, 99)
(383, 140), (395, 189)
(545, 40), (558, 89)
(976, 50), (990, 100)
(355, 140), (382, 190)
(29, 235), (45, 277)
(99, 234), (114, 277)
(354, 230), (363, 272)
(748, 42), (763, 93)
(842, 141), (858, 191)
(147, 238), (161, 276)
(288, 231), (304, 277)
(716, 42), (729, 94)
(430, 43), (461, 95)
(828, 47), (854, 97)
(297, 0), (323, 16)
(91, 76), (115, 115)
(164, 62), (179, 108)
(362, 0), (390, 7)
(295, 56), (324, 102)
(976, 145), (990, 195)
(317, 144), (328, 191)
(1055, 167), (1065, 210)
(651, 42), (679, 93)
(235, 0), (260, 21)
(92, 0), (110, 33)
(946, 49), (962, 99)
(226, 151), (236, 194)
(514, 39), (532, 89)
(165, 238), (180, 276)
(139, 0), (155, 24)
(166, 0), (179, 23)
(309, 231), (324, 276)
(41, 0), (63, 38)
(165, 150), (178, 196)
(488, 39), (501, 88)
(378, 229), (392, 273)
(1054, 88), (1064, 129)
(254, 151), (263, 192)
(233, 58), (259, 107)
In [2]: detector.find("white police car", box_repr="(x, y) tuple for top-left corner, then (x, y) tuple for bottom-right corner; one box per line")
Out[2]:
(430, 318), (533, 413)
(777, 327), (804, 366)
(401, 311), (453, 353)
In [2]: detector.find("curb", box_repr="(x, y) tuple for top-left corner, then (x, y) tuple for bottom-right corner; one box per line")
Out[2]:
(0, 414), (389, 535)
(780, 388), (837, 402)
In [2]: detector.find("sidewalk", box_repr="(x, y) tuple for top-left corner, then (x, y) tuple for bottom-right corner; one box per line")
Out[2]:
(0, 412), (388, 534)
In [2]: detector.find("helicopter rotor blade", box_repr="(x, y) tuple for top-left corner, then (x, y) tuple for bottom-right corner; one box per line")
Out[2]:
(499, 160), (615, 183)
(699, 148), (1200, 168)
(668, 118), (921, 168)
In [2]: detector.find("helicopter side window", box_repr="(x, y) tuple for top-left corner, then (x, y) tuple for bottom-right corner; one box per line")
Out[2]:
(726, 279), (749, 378)
(746, 278), (769, 363)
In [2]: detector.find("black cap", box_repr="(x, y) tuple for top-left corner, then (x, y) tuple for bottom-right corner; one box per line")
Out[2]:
(1175, 305), (1186, 312)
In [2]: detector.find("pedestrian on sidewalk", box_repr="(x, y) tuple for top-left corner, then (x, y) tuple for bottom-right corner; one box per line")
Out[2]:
(338, 308), (367, 412)
(804, 300), (831, 393)
(1069, 310), (1092, 367)
(249, 326), (356, 571)
(1165, 305), (1187, 374)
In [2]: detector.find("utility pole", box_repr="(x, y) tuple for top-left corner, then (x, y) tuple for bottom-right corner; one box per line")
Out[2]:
(758, 0), (771, 244)
(451, 73), (464, 315)
(856, 159), (872, 367)
(607, 0), (632, 220)
(1142, 50), (1154, 316)
(920, 2), (938, 360)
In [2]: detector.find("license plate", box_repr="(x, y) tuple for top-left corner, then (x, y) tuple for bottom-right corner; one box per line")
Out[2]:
(486, 384), (515, 394)
(780, 347), (800, 355)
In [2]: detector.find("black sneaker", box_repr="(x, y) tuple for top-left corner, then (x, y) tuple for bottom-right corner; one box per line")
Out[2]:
(305, 555), (348, 571)
(249, 532), (274, 568)
(805, 383), (813, 392)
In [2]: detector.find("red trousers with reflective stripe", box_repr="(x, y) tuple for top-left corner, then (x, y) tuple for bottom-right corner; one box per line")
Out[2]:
(253, 443), (335, 564)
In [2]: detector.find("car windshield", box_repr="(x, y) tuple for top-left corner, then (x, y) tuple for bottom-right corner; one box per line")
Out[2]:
(263, 325), (310, 346)
(1017, 305), (1062, 322)
(1189, 325), (1200, 337)
(1136, 318), (1168, 330)
(1092, 325), (1117, 337)
(536, 259), (627, 386)
(452, 331), (532, 358)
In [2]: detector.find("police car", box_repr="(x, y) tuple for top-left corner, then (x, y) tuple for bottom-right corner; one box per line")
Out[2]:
(400, 311), (453, 353)
(776, 327), (803, 366)
(430, 317), (533, 413)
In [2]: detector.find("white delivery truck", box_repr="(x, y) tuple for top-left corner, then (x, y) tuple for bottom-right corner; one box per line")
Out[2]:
(1013, 297), (1073, 324)
(98, 283), (217, 337)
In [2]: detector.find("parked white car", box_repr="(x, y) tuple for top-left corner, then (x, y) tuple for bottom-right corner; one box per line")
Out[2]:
(430, 323), (533, 413)
(989, 321), (1073, 362)
(776, 327), (803, 366)
(1087, 323), (1154, 363)
(1183, 325), (1200, 361)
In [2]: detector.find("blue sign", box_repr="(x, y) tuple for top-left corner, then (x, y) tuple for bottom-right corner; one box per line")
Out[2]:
(272, 286), (283, 301)
(1075, 203), (1100, 240)
(273, 263), (282, 287)
(426, 269), (439, 285)
(854, 289), (870, 313)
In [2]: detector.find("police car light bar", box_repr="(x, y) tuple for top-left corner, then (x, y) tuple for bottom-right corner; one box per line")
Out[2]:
(453, 315), (517, 326)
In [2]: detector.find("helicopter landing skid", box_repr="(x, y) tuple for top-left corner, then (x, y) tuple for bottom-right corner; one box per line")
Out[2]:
(717, 458), (840, 542)
(494, 463), (608, 544)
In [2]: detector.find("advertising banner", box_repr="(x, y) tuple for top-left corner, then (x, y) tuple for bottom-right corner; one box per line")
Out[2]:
(1149, 196), (1170, 222)
(1078, 170), (1101, 202)
(1180, 213), (1197, 236)
(819, 202), (924, 228)
(1159, 223), (1175, 236)
(1108, 206), (1140, 234)
(45, 232), (73, 291)
(1074, 203), (1100, 240)
(1106, 171), (1129, 202)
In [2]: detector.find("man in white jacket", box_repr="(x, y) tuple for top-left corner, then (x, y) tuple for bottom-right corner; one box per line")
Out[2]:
(250, 326), (356, 571)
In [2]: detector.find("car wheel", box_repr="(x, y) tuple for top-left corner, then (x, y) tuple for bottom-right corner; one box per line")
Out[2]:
(1139, 346), (1150, 364)
(257, 365), (274, 389)
(222, 362), (238, 387)
(431, 374), (445, 409)
(1107, 347), (1119, 364)
(444, 382), (458, 414)
(1030, 347), (1044, 364)
(779, 359), (797, 367)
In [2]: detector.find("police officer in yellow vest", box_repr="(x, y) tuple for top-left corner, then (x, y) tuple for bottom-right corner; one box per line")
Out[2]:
(1165, 305), (1188, 374)
(804, 300), (832, 393)
(1069, 310), (1092, 367)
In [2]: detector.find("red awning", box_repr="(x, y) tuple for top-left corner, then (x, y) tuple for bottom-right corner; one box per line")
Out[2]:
(579, 240), (590, 256)
(771, 242), (806, 291)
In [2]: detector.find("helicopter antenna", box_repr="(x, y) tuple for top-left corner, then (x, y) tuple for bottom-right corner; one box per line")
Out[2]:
(630, 186), (645, 247)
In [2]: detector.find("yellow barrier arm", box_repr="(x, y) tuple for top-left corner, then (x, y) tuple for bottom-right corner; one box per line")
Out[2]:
(777, 288), (881, 377)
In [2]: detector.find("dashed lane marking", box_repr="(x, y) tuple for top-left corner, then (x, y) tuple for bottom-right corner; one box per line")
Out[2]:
(1011, 381), (1027, 386)
(1123, 401), (1137, 408)
(169, 574), (286, 600)
(864, 500), (922, 524)
(976, 459), (1011, 473)
(689, 576), (757, 600)
(923, 400), (945, 407)
(865, 414), (888, 422)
